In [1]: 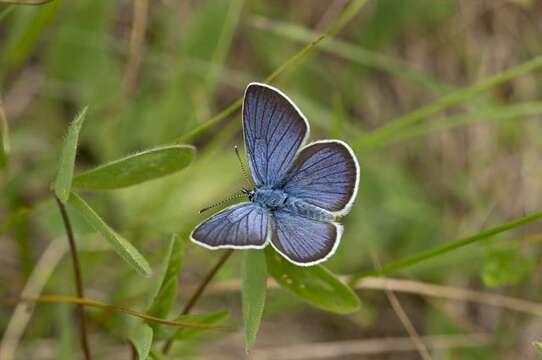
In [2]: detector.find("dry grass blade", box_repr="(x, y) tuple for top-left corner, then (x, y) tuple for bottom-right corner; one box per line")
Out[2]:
(248, 334), (489, 360)
(371, 253), (432, 360)
(122, 0), (148, 97)
(208, 275), (542, 317)
(0, 239), (67, 360)
(357, 277), (542, 317)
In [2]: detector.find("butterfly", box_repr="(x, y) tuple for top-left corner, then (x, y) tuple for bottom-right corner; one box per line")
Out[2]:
(190, 83), (360, 266)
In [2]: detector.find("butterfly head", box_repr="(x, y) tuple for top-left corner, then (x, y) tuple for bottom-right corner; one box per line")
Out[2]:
(241, 187), (255, 202)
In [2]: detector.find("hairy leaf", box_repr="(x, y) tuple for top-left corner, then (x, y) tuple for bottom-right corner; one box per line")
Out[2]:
(72, 145), (195, 189)
(69, 192), (151, 276)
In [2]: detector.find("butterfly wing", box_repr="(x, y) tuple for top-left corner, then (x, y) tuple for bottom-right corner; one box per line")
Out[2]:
(270, 209), (342, 266)
(280, 140), (359, 216)
(190, 203), (271, 249)
(243, 83), (309, 187)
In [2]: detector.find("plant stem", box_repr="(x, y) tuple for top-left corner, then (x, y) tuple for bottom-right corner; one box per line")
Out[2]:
(54, 196), (92, 360)
(162, 249), (233, 354)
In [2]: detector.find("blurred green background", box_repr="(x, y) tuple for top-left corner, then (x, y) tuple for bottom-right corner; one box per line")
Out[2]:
(2, 0), (542, 358)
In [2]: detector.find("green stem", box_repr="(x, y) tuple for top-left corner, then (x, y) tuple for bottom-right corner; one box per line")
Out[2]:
(349, 210), (542, 284)
(162, 249), (233, 354)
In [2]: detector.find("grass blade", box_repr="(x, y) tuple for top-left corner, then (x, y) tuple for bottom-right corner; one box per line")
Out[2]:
(72, 145), (195, 190)
(368, 101), (542, 148)
(69, 192), (151, 277)
(52, 107), (87, 203)
(203, 0), (244, 95)
(356, 55), (542, 148)
(177, 0), (370, 143)
(350, 210), (542, 283)
(265, 248), (360, 314)
(250, 16), (449, 93)
(0, 5), (15, 25)
(241, 250), (267, 352)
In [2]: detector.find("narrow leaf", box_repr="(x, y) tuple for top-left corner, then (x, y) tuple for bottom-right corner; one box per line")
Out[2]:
(69, 192), (151, 276)
(242, 250), (267, 352)
(147, 234), (185, 322)
(0, 96), (9, 168)
(72, 145), (195, 190)
(265, 248), (360, 314)
(351, 209), (542, 283)
(131, 323), (153, 360)
(53, 107), (87, 203)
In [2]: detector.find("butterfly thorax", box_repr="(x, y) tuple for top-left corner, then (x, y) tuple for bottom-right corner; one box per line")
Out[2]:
(251, 188), (288, 209)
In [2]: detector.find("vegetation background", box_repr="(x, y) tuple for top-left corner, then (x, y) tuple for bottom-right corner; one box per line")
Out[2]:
(1, 0), (542, 359)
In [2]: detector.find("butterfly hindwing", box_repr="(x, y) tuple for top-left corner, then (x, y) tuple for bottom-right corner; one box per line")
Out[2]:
(281, 140), (359, 216)
(270, 210), (342, 266)
(190, 203), (270, 249)
(243, 83), (309, 187)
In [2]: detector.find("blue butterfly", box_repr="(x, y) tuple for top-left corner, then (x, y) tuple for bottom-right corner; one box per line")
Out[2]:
(190, 83), (360, 266)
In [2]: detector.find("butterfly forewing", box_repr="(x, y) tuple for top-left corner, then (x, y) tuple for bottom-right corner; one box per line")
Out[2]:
(243, 83), (309, 187)
(191, 203), (270, 249)
(281, 140), (359, 216)
(270, 210), (342, 266)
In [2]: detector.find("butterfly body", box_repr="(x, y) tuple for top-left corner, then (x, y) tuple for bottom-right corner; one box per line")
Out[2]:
(191, 83), (360, 266)
(251, 188), (288, 209)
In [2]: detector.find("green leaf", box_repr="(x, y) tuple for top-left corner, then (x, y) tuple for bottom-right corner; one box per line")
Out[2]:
(534, 342), (542, 354)
(52, 107), (87, 203)
(69, 192), (151, 276)
(147, 234), (185, 323)
(149, 349), (170, 360)
(130, 323), (153, 360)
(72, 145), (195, 190)
(265, 248), (360, 314)
(241, 250), (267, 352)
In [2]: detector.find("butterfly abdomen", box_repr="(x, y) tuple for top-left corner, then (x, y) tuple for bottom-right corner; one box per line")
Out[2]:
(284, 197), (335, 222)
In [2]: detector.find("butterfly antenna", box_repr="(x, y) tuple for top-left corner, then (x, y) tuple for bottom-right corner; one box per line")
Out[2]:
(234, 145), (252, 188)
(198, 190), (248, 214)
